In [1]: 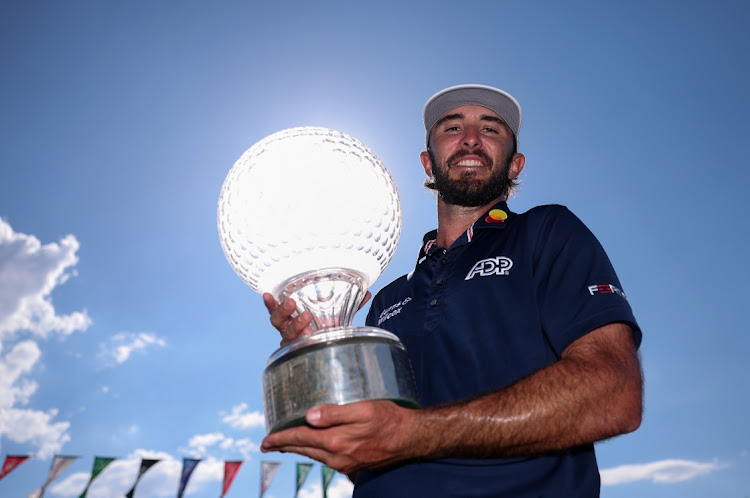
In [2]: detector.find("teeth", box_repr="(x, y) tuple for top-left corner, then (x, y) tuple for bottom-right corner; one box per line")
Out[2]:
(456, 159), (483, 167)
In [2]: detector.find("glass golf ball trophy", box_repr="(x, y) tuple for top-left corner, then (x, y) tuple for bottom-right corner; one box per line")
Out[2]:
(218, 127), (419, 433)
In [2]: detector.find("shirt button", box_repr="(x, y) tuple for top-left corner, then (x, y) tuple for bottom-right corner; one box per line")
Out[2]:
(441, 259), (448, 265)
(436, 278), (444, 285)
(430, 299), (438, 306)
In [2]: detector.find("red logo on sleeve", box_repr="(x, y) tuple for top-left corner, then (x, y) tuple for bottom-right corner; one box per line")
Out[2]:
(587, 284), (627, 300)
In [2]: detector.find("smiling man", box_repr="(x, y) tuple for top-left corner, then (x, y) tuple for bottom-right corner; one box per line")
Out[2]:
(262, 84), (643, 497)
(422, 103), (522, 209)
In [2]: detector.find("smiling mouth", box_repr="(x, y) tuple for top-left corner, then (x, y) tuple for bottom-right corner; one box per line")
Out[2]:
(454, 159), (485, 167)
(448, 149), (493, 168)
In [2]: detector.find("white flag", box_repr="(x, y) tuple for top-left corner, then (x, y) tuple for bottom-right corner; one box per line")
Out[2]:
(28, 455), (79, 498)
(259, 461), (281, 497)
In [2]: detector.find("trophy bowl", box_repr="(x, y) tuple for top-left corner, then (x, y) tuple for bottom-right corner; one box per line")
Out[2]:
(217, 127), (418, 433)
(263, 325), (418, 432)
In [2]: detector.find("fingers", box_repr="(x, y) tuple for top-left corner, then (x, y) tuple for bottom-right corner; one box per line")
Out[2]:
(306, 401), (385, 428)
(262, 293), (314, 344)
(263, 292), (294, 330)
(261, 426), (320, 454)
(262, 292), (280, 313)
(281, 311), (314, 344)
(261, 427), (338, 469)
(260, 401), (408, 475)
(358, 291), (372, 311)
(261, 404), (362, 452)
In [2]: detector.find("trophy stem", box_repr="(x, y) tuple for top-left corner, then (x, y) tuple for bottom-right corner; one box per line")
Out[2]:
(276, 268), (368, 333)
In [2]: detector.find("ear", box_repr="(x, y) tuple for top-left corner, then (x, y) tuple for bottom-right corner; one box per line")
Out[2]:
(420, 150), (433, 177)
(508, 153), (525, 179)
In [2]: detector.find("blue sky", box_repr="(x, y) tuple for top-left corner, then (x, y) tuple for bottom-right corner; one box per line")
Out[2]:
(1, 1), (748, 496)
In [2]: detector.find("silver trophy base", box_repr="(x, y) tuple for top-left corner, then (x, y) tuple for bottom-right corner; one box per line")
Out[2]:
(262, 326), (419, 433)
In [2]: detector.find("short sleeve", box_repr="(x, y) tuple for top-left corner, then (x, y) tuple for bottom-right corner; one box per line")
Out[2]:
(532, 206), (640, 356)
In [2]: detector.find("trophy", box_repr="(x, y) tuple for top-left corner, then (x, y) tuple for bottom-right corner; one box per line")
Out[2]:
(217, 127), (419, 433)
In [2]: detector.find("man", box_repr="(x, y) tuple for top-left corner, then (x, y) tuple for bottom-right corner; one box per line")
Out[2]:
(261, 84), (642, 497)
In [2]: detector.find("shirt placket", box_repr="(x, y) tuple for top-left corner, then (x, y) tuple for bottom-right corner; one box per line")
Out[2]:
(422, 241), (466, 334)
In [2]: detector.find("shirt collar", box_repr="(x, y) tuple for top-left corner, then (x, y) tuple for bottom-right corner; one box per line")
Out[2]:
(416, 201), (515, 262)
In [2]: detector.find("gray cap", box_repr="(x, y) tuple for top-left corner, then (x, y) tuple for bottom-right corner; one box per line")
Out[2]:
(423, 84), (522, 146)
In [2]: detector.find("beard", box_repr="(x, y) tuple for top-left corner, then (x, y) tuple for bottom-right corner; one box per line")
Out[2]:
(428, 148), (515, 207)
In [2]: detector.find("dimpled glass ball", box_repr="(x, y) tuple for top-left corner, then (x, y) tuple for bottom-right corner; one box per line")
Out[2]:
(218, 127), (401, 297)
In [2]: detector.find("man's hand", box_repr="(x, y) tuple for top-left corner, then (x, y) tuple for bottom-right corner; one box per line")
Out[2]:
(260, 400), (418, 475)
(262, 293), (314, 345)
(258, 322), (641, 472)
(262, 291), (372, 345)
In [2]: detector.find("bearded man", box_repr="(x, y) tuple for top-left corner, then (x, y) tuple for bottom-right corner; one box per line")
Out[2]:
(261, 84), (643, 497)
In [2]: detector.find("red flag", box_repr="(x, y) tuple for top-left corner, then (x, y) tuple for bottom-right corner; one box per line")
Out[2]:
(221, 460), (243, 497)
(0, 455), (30, 480)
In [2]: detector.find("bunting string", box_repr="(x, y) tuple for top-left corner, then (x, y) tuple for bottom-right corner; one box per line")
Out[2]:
(1, 454), (337, 497)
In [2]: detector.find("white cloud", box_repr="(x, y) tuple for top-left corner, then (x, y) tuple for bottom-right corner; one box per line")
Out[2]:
(0, 218), (91, 339)
(0, 338), (69, 457)
(298, 475), (353, 498)
(186, 431), (258, 459)
(98, 332), (167, 366)
(0, 339), (40, 407)
(221, 402), (265, 430)
(601, 458), (726, 485)
(0, 219), (89, 459)
(189, 432), (227, 454)
(0, 406), (70, 459)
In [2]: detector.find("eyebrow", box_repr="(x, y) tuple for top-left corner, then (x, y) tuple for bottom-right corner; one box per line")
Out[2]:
(434, 112), (507, 129)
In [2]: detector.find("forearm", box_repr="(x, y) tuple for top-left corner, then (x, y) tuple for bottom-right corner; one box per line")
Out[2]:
(404, 323), (642, 460)
(259, 323), (642, 475)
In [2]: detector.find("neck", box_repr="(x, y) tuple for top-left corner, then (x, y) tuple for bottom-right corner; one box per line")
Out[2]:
(434, 197), (502, 248)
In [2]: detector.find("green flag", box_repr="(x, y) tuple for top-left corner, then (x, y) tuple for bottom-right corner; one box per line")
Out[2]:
(78, 457), (116, 498)
(321, 465), (335, 498)
(294, 463), (313, 497)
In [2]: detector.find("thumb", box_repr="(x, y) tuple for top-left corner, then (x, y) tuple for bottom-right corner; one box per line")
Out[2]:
(305, 404), (352, 428)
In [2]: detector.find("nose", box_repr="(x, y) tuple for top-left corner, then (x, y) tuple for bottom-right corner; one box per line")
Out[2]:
(462, 126), (480, 149)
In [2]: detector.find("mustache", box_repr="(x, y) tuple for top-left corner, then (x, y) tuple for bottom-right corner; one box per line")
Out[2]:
(447, 149), (493, 167)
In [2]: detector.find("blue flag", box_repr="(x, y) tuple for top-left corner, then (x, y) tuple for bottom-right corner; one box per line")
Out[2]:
(176, 458), (201, 498)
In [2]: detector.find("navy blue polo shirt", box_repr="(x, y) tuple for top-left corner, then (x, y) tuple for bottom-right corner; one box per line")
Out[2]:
(354, 202), (640, 498)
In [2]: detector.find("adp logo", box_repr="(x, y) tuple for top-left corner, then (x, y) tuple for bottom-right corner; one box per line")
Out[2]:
(465, 257), (513, 280)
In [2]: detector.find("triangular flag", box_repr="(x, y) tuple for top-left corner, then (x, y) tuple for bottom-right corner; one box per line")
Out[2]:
(294, 462), (313, 497)
(0, 455), (31, 480)
(221, 460), (243, 497)
(78, 457), (116, 498)
(125, 459), (161, 498)
(28, 455), (79, 498)
(176, 458), (201, 498)
(322, 465), (335, 498)
(259, 461), (280, 498)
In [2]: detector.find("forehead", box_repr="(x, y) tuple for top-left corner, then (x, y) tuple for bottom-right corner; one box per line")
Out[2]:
(437, 104), (505, 123)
